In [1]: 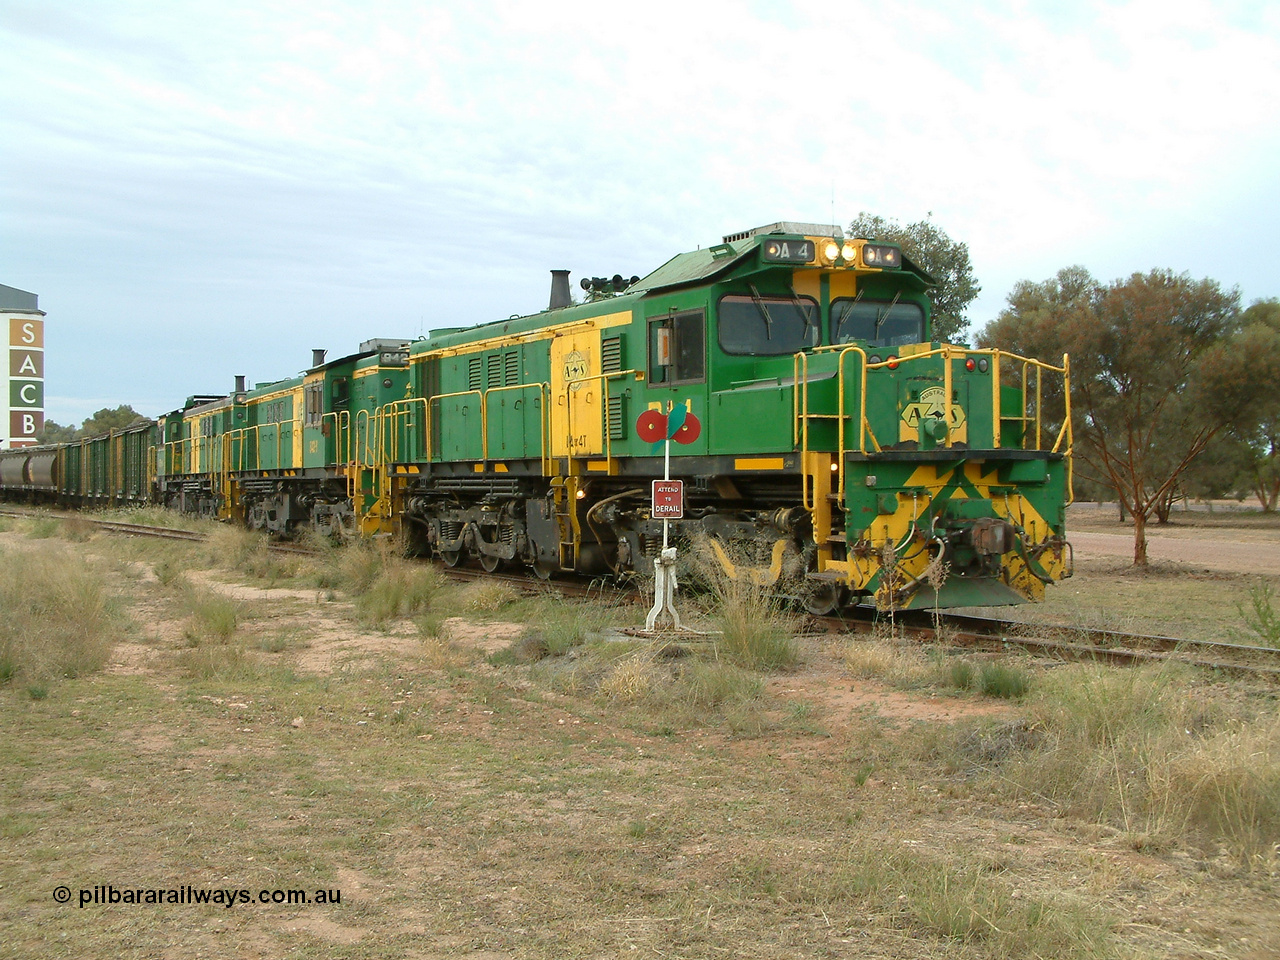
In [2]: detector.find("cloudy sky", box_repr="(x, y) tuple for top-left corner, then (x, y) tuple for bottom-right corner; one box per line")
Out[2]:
(4, 0), (1278, 425)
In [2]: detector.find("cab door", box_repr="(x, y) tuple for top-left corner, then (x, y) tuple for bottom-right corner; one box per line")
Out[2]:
(550, 329), (603, 457)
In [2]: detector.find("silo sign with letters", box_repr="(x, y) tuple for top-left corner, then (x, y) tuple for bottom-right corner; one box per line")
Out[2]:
(1, 285), (45, 449)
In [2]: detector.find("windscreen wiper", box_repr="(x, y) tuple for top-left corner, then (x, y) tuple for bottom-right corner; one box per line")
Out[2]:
(873, 291), (902, 340)
(748, 283), (776, 341)
(784, 284), (819, 343)
(833, 289), (865, 341)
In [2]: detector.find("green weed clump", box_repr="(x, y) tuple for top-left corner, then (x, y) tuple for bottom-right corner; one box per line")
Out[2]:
(0, 544), (121, 683)
(729, 844), (1119, 959)
(1234, 580), (1280, 648)
(320, 541), (443, 628)
(177, 643), (258, 681)
(847, 644), (1032, 700)
(180, 587), (242, 645)
(507, 594), (616, 658)
(974, 661), (1031, 699)
(26, 517), (59, 539)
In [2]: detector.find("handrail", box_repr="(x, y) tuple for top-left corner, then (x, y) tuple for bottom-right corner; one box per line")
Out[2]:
(378, 398), (429, 465)
(562, 370), (643, 470)
(429, 390), (485, 459)
(483, 382), (550, 473)
(860, 346), (1070, 454)
(793, 344), (1073, 516)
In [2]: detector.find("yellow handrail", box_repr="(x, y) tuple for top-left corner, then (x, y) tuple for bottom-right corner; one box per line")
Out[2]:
(429, 390), (485, 459)
(482, 382), (551, 473)
(563, 370), (643, 471)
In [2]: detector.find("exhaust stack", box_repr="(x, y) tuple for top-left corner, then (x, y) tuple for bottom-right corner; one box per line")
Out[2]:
(548, 270), (572, 310)
(311, 349), (326, 368)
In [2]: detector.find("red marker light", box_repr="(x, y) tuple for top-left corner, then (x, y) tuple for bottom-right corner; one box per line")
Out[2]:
(887, 356), (899, 369)
(965, 358), (976, 371)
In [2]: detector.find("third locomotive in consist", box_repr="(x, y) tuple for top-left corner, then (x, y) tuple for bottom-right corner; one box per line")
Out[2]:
(0, 222), (1074, 612)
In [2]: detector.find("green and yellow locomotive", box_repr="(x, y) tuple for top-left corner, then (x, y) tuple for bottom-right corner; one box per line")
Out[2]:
(154, 340), (412, 535)
(372, 221), (1072, 611)
(0, 221), (1073, 612)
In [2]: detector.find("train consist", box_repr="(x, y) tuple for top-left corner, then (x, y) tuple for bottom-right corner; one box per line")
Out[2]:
(0, 222), (1073, 611)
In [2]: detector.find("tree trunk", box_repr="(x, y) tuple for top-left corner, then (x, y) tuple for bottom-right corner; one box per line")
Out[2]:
(1132, 511), (1149, 566)
(1155, 495), (1172, 524)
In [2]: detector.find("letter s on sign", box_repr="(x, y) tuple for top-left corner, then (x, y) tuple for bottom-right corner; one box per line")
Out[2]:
(21, 322), (35, 345)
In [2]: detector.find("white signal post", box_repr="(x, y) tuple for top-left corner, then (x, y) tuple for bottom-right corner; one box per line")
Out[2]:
(645, 401), (685, 632)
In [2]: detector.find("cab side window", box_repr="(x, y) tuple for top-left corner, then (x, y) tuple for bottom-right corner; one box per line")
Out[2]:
(648, 310), (705, 385)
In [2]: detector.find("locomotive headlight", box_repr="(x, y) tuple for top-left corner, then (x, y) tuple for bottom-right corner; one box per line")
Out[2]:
(840, 242), (857, 262)
(822, 240), (841, 263)
(977, 358), (989, 372)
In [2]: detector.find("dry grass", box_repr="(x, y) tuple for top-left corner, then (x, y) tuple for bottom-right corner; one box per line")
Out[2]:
(0, 542), (123, 687)
(3, 517), (1279, 958)
(978, 664), (1280, 869)
(690, 536), (800, 670)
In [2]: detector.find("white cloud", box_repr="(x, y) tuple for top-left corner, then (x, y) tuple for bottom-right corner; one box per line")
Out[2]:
(1, 0), (1277, 421)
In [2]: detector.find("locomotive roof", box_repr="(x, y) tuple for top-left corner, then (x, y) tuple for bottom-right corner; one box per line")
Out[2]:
(414, 228), (933, 355)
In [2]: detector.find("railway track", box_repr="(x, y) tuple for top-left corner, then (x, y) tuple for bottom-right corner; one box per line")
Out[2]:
(818, 608), (1280, 680)
(5, 505), (1279, 680)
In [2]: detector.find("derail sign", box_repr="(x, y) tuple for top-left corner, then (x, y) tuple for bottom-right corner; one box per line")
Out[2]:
(652, 479), (684, 519)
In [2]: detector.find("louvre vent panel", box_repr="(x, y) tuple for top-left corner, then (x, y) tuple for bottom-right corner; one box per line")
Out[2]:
(602, 337), (622, 373)
(608, 394), (625, 441)
(467, 357), (482, 392)
(503, 351), (519, 385)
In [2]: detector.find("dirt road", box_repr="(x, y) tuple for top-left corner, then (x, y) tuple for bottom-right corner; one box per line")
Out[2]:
(1070, 530), (1280, 576)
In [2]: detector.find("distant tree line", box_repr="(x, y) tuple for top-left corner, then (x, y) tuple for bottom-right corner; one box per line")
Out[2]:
(849, 214), (1280, 566)
(36, 405), (146, 444)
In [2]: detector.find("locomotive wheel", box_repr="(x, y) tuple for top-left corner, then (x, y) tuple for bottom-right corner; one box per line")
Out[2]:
(531, 559), (554, 580)
(479, 553), (503, 573)
(804, 581), (848, 616)
(440, 549), (463, 568)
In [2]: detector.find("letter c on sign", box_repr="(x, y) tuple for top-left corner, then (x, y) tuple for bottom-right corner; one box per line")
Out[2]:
(20, 383), (36, 404)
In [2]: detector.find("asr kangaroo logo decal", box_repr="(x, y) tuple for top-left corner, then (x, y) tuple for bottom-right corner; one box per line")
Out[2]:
(900, 385), (967, 441)
(562, 349), (589, 391)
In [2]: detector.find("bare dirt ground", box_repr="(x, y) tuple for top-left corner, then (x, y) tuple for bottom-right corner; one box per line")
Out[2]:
(1068, 503), (1280, 574)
